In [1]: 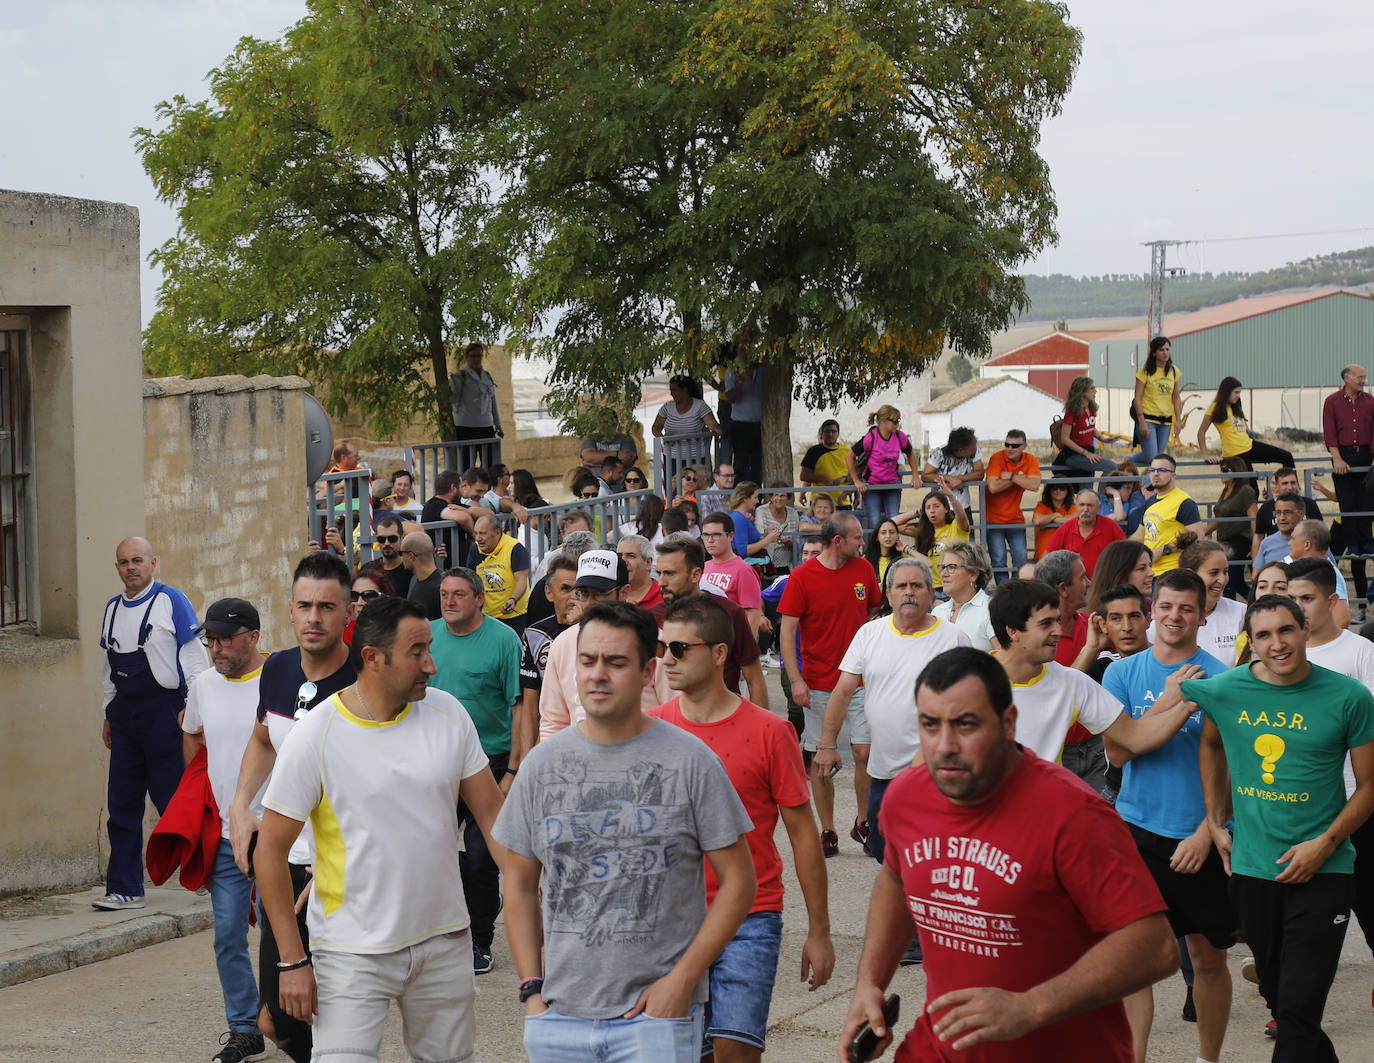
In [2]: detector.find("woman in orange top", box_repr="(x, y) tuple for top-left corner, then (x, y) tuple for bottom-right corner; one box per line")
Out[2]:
(1032, 480), (1075, 559)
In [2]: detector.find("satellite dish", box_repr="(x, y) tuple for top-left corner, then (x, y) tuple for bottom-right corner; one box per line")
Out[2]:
(304, 393), (334, 485)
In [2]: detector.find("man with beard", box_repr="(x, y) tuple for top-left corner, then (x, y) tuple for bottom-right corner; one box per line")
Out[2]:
(372, 512), (410, 596)
(839, 647), (1177, 1062)
(226, 553), (356, 1063)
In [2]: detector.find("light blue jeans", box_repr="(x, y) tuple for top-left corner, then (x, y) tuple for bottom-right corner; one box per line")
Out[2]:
(861, 486), (902, 531)
(524, 1003), (706, 1062)
(207, 837), (259, 1033)
(1130, 421), (1173, 465)
(985, 524), (1029, 583)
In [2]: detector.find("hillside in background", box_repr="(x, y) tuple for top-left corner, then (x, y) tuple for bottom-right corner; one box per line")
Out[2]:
(1020, 246), (1374, 321)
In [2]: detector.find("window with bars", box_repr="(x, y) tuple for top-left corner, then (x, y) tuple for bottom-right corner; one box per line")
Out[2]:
(0, 325), (33, 626)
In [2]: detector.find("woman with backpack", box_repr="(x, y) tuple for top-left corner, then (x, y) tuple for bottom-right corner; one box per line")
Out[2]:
(1130, 336), (1183, 464)
(844, 405), (917, 530)
(1053, 376), (1126, 488)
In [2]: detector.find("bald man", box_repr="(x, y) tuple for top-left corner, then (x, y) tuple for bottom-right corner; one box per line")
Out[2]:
(466, 512), (531, 634)
(96, 536), (210, 909)
(402, 531), (443, 620)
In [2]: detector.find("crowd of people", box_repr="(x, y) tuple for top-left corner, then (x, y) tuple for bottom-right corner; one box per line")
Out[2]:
(91, 360), (1374, 1063)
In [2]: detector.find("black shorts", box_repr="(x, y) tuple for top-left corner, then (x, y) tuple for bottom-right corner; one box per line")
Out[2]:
(1128, 823), (1239, 950)
(259, 861), (314, 1062)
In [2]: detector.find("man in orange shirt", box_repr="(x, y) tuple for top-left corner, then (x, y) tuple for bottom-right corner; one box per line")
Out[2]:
(984, 430), (1042, 583)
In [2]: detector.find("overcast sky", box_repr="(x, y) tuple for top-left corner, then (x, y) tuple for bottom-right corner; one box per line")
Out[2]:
(6, 0), (1373, 327)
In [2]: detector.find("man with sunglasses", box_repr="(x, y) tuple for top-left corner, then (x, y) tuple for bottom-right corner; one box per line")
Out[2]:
(181, 598), (268, 1063)
(371, 512), (410, 597)
(226, 553), (356, 1063)
(650, 594), (833, 1062)
(985, 429), (1042, 583)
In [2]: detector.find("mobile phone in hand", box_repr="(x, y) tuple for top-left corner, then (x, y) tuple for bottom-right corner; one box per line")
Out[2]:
(245, 830), (259, 880)
(848, 994), (900, 1063)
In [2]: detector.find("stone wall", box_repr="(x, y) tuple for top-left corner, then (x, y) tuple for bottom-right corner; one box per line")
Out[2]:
(142, 375), (310, 653)
(0, 189), (145, 894)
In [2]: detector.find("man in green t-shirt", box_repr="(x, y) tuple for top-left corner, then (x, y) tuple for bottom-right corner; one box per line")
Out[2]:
(430, 567), (525, 977)
(1184, 594), (1374, 1059)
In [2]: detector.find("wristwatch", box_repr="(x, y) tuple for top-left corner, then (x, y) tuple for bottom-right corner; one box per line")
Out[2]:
(519, 977), (544, 1003)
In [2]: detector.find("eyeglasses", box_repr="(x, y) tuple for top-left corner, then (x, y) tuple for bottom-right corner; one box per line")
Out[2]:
(701, 531), (727, 540)
(1003, 441), (1025, 449)
(938, 563), (964, 573)
(294, 680), (318, 721)
(200, 629), (249, 647)
(656, 639), (714, 659)
(351, 589), (381, 602)
(1148, 466), (1172, 474)
(376, 534), (399, 544)
(580, 490), (600, 499)
(625, 477), (646, 487)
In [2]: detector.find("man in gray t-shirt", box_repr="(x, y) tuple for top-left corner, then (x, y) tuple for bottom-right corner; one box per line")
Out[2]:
(493, 601), (756, 1061)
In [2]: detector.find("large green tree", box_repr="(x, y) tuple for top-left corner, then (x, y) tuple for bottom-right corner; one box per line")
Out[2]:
(137, 0), (513, 438)
(506, 0), (1080, 480)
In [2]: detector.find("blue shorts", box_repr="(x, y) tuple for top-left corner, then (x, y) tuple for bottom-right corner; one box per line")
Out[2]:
(702, 910), (783, 1053)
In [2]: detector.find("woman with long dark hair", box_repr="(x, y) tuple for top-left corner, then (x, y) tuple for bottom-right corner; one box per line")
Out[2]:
(1195, 375), (1294, 468)
(900, 490), (968, 590)
(863, 518), (911, 588)
(1031, 480), (1075, 559)
(1131, 336), (1183, 464)
(1204, 455), (1257, 600)
(1086, 540), (1155, 615)
(511, 468), (549, 509)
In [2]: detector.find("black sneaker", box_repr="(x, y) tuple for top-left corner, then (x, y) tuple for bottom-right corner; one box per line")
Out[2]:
(213, 1031), (266, 1063)
(899, 934), (923, 967)
(473, 943), (494, 975)
(1181, 985), (1196, 1023)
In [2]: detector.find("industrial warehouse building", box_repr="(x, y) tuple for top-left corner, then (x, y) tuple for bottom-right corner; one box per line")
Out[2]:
(1088, 288), (1374, 442)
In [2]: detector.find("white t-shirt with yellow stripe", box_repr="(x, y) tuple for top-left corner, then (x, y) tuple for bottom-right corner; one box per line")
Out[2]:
(263, 689), (489, 953)
(1010, 661), (1123, 764)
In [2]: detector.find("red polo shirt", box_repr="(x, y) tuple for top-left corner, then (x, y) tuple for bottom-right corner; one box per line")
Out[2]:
(1045, 516), (1125, 577)
(1322, 388), (1374, 449)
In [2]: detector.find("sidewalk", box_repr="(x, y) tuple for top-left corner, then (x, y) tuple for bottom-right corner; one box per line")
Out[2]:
(0, 883), (212, 989)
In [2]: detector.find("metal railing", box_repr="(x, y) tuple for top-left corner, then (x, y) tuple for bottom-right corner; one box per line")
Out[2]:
(406, 438), (502, 502)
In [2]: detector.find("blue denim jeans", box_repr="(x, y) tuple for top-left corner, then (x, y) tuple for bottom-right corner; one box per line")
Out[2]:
(866, 776), (893, 865)
(524, 1003), (705, 1062)
(861, 486), (902, 531)
(985, 524), (1028, 583)
(704, 912), (783, 1052)
(207, 837), (259, 1032)
(1130, 421), (1173, 465)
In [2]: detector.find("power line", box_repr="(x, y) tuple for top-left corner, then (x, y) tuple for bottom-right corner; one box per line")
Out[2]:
(1144, 226), (1374, 249)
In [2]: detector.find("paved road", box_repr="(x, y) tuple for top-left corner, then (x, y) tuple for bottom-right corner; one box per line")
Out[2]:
(3, 667), (1373, 1060)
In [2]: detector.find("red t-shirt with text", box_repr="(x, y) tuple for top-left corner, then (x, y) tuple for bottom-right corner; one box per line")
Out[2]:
(778, 557), (880, 689)
(880, 750), (1163, 1062)
(649, 697), (810, 912)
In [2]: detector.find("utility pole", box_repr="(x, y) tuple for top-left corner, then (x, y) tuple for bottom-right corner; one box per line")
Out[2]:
(1143, 239), (1186, 338)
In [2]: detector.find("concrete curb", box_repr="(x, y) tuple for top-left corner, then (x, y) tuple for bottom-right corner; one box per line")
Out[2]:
(0, 901), (213, 989)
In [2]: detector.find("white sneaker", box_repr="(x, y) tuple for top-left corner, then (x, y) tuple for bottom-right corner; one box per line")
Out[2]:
(760, 651), (781, 670)
(92, 893), (146, 911)
(1240, 956), (1259, 985)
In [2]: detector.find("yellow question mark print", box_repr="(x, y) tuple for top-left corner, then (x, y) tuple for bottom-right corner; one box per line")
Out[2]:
(1254, 734), (1286, 785)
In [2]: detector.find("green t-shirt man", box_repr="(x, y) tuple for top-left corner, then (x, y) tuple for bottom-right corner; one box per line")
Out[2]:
(428, 615), (523, 756)
(1183, 664), (1374, 879)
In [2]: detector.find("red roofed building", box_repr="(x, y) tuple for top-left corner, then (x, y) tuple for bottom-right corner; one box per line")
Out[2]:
(979, 330), (1116, 400)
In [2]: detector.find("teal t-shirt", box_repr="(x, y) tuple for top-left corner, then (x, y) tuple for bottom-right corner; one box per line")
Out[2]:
(429, 616), (523, 756)
(1182, 664), (1374, 879)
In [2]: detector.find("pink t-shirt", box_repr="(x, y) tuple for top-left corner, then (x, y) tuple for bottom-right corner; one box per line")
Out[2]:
(703, 556), (762, 609)
(648, 697), (810, 912)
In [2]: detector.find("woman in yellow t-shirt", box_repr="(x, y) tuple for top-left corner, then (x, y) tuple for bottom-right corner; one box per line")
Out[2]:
(900, 491), (970, 589)
(1131, 335), (1182, 464)
(1196, 375), (1294, 469)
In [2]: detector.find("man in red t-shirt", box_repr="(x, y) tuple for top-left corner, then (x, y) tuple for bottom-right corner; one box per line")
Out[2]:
(651, 595), (833, 1062)
(839, 647), (1176, 1062)
(1044, 491), (1124, 577)
(779, 512), (881, 858)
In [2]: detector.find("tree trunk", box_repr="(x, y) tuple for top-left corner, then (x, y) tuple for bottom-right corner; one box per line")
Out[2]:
(423, 294), (457, 443)
(761, 350), (794, 486)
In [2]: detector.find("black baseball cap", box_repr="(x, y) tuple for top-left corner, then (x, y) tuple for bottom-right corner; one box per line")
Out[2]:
(200, 598), (261, 636)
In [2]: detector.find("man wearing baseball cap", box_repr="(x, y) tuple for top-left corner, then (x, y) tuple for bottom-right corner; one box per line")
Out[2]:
(539, 549), (665, 738)
(182, 598), (270, 1063)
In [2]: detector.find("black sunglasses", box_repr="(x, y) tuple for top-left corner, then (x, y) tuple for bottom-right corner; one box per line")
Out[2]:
(376, 534), (399, 544)
(351, 589), (381, 602)
(656, 639), (714, 659)
(625, 477), (646, 485)
(580, 491), (600, 499)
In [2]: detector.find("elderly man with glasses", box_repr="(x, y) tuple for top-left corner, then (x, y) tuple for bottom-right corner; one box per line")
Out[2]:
(984, 429), (1042, 582)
